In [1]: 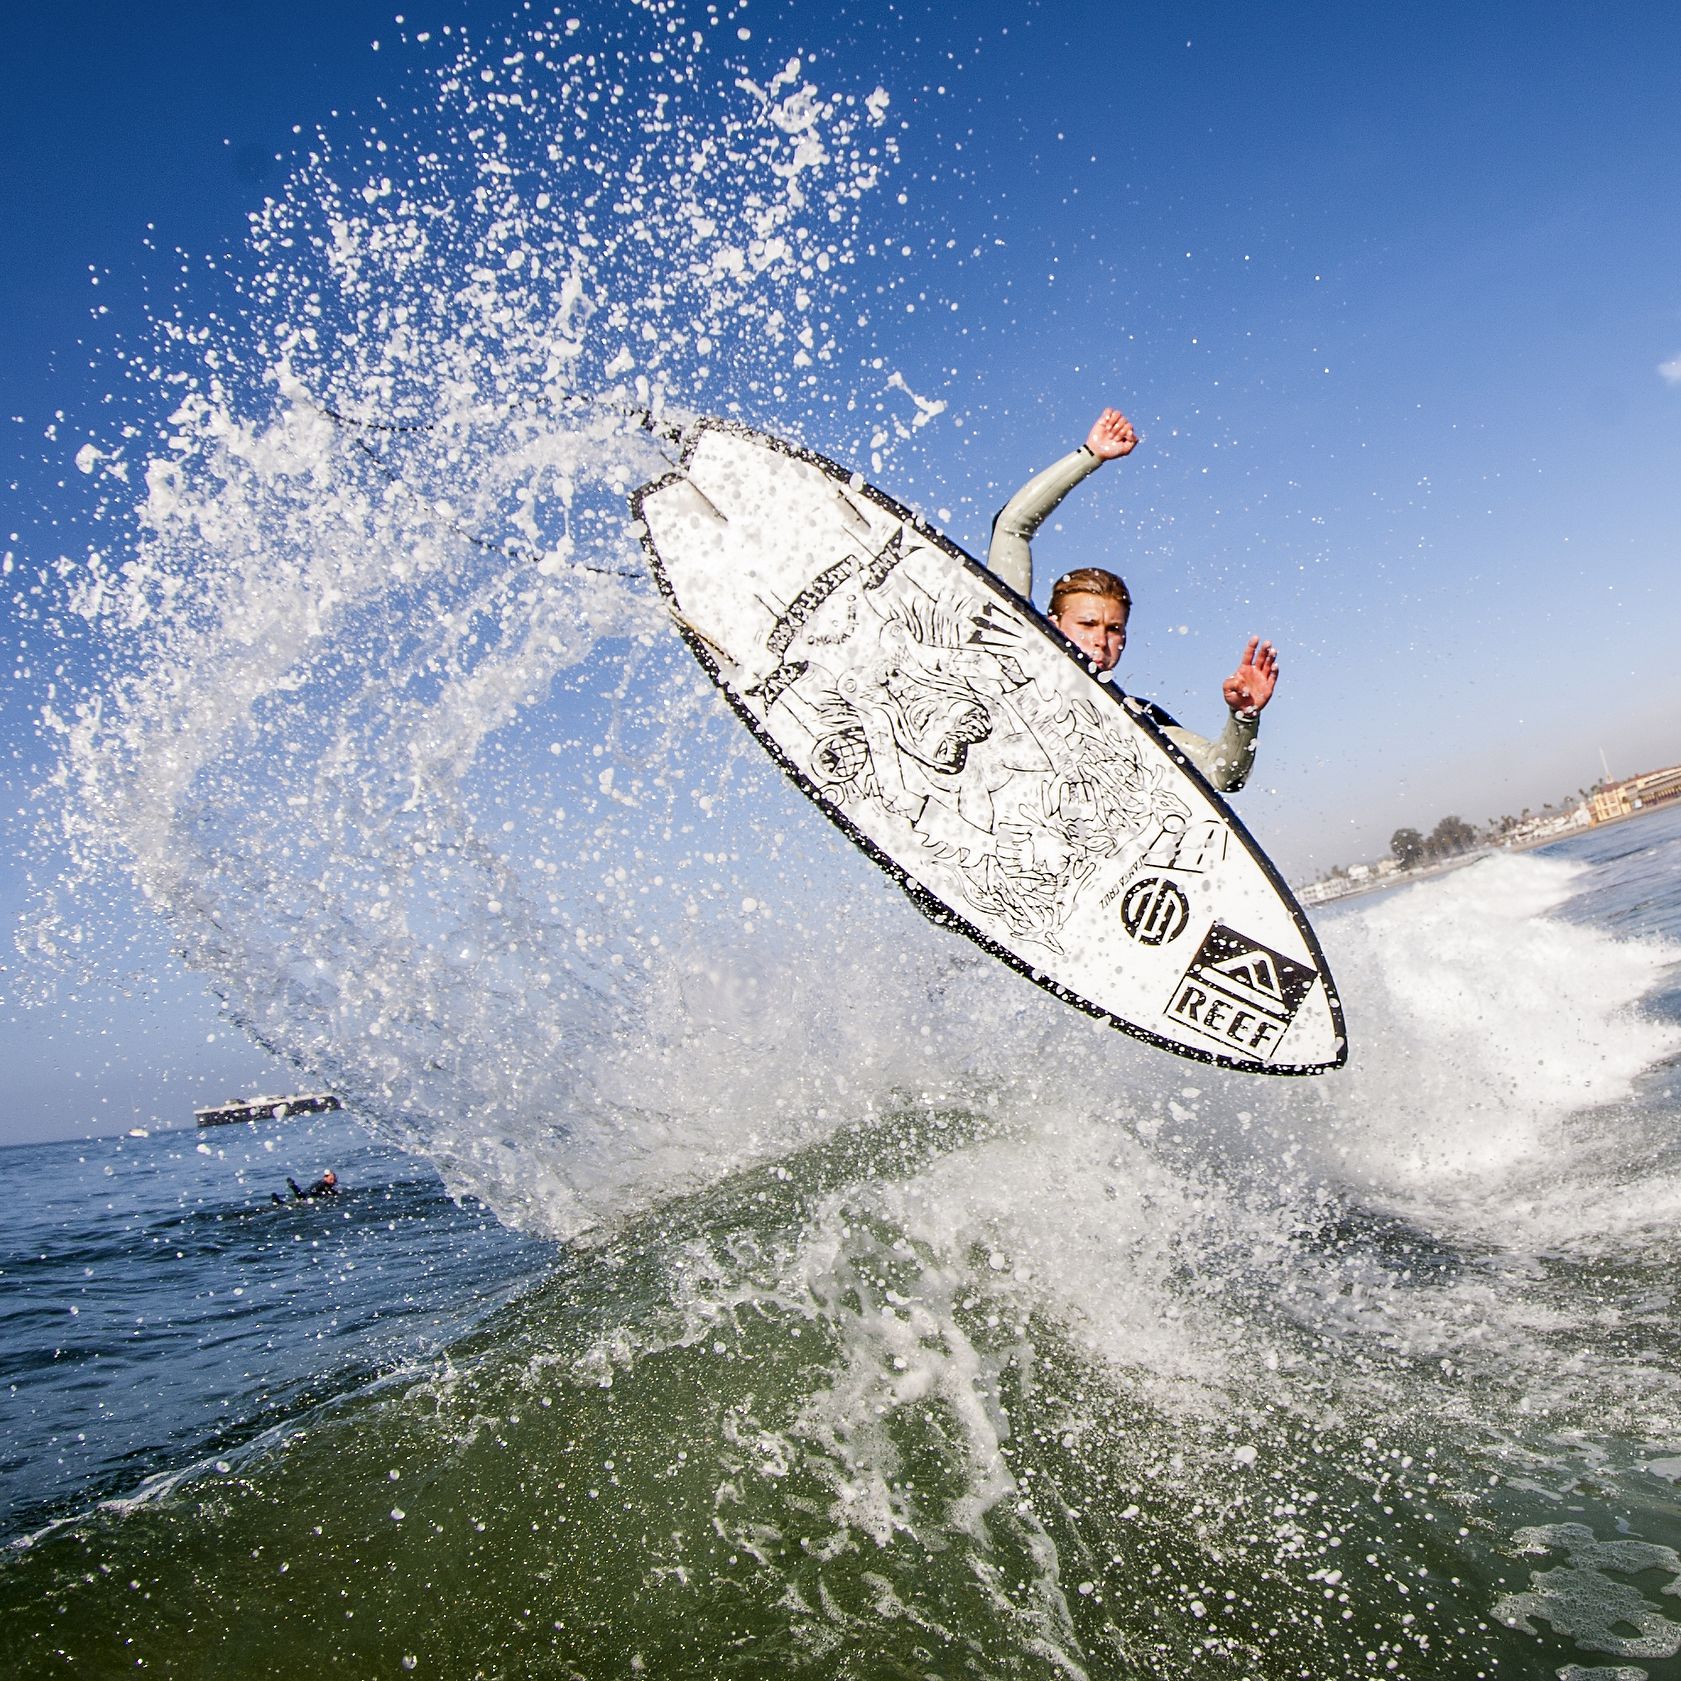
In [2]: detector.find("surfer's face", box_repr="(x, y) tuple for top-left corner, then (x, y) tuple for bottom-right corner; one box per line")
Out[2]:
(1051, 592), (1129, 672)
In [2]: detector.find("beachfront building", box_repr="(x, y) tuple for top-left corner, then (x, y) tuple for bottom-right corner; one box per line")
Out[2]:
(1590, 762), (1681, 824)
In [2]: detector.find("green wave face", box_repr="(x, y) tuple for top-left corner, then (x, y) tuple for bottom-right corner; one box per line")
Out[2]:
(5, 1099), (1648, 1681)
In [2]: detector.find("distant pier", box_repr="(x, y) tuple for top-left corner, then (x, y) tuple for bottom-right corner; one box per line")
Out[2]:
(193, 1093), (341, 1128)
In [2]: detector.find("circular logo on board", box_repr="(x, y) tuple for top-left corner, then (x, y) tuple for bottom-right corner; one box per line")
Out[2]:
(1120, 876), (1191, 946)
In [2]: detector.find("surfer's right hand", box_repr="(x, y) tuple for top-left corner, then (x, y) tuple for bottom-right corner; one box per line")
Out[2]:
(1223, 637), (1279, 716)
(1085, 408), (1138, 461)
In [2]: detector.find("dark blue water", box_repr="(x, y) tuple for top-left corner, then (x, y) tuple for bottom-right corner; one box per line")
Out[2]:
(0, 1111), (551, 1539)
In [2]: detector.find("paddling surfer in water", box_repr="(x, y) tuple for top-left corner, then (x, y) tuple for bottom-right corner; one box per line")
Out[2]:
(273, 1170), (339, 1203)
(989, 406), (1278, 793)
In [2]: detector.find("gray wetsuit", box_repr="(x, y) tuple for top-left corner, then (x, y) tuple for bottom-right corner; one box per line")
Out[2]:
(988, 445), (1259, 793)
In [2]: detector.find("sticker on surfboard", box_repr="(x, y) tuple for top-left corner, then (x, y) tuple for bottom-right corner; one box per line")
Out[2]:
(630, 418), (1346, 1074)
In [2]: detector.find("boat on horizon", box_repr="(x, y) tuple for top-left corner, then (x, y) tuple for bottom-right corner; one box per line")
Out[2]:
(193, 1093), (341, 1128)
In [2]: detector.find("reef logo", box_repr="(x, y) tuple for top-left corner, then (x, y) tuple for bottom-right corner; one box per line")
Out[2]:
(1165, 923), (1318, 1059)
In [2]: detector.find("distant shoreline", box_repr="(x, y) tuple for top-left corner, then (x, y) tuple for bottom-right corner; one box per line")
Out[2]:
(1302, 799), (1677, 907)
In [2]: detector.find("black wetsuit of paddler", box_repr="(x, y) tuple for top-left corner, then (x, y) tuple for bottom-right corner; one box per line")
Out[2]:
(280, 1175), (339, 1201)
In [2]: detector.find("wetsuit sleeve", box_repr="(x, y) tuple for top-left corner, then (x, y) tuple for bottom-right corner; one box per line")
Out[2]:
(987, 446), (1104, 598)
(1163, 712), (1261, 794)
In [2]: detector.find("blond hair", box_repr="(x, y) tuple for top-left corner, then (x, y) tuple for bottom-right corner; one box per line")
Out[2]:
(1048, 567), (1131, 618)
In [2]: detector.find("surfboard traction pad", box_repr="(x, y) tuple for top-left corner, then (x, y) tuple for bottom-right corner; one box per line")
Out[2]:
(630, 419), (1347, 1075)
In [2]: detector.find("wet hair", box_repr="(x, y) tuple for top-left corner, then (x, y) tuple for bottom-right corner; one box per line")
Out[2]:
(1049, 567), (1131, 619)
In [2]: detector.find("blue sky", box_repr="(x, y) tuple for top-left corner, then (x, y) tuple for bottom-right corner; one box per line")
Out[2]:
(3, 1), (1679, 1142)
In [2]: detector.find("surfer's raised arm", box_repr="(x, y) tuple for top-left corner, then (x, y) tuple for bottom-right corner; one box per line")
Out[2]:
(988, 405), (1282, 795)
(986, 407), (1138, 598)
(1174, 637), (1278, 792)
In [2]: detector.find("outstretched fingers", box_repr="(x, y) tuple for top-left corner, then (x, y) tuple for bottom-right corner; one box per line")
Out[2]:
(1224, 637), (1280, 713)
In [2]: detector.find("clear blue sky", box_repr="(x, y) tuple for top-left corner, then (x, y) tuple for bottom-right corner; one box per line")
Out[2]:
(3, 1), (1678, 1142)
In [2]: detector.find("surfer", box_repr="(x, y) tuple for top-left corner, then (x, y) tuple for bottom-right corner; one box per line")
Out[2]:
(989, 407), (1278, 793)
(277, 1170), (339, 1201)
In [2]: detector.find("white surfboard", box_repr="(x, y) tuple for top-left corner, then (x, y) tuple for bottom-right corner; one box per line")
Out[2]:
(631, 419), (1347, 1074)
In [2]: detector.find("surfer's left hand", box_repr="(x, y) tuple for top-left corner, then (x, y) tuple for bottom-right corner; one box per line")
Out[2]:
(1222, 637), (1278, 716)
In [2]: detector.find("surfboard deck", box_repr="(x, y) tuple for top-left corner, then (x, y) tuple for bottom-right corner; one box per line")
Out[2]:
(630, 419), (1346, 1074)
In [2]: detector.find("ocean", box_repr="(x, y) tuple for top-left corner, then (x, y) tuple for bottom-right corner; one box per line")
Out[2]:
(4, 807), (1681, 1678)
(8, 8), (1681, 1673)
